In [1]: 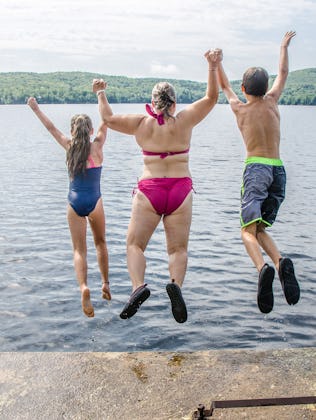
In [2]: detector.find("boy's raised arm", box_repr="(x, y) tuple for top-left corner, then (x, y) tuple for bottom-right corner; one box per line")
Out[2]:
(217, 60), (240, 109)
(267, 31), (296, 100)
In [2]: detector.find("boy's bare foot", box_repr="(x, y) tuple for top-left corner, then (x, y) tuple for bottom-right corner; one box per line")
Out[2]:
(82, 287), (94, 317)
(102, 281), (111, 300)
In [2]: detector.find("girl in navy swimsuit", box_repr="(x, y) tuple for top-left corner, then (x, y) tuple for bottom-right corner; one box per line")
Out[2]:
(27, 96), (111, 318)
(93, 48), (222, 323)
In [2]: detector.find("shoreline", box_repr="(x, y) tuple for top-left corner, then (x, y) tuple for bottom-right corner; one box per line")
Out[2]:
(1, 347), (315, 419)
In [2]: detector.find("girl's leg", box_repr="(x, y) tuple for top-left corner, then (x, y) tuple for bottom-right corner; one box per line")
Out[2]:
(127, 191), (161, 291)
(67, 205), (94, 317)
(88, 198), (111, 300)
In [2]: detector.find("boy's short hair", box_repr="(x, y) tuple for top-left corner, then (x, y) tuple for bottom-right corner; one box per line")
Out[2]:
(242, 67), (269, 96)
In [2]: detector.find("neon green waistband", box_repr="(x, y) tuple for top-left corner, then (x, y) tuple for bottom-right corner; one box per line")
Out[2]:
(245, 156), (283, 166)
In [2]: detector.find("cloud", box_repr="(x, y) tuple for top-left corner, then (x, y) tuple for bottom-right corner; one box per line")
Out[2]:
(0, 0), (315, 79)
(150, 62), (179, 77)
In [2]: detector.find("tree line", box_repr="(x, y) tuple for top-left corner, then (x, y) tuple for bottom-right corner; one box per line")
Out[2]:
(0, 68), (315, 105)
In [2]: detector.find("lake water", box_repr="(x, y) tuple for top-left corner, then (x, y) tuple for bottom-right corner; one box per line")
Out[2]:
(0, 104), (315, 352)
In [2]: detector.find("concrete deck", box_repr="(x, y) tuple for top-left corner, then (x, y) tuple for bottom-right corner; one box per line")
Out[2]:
(0, 347), (315, 419)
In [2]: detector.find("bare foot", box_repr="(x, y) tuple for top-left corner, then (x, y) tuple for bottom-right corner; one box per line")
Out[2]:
(102, 282), (111, 300)
(82, 287), (94, 317)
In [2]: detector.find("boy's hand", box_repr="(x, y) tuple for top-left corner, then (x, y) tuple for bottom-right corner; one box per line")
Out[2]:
(281, 31), (296, 47)
(92, 78), (107, 93)
(27, 97), (39, 111)
(205, 48), (223, 69)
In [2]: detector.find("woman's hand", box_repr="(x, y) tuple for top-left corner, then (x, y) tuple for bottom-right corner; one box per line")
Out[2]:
(204, 48), (223, 70)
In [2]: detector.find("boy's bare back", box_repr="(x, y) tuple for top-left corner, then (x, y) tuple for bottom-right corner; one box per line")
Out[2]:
(231, 94), (281, 158)
(217, 31), (296, 159)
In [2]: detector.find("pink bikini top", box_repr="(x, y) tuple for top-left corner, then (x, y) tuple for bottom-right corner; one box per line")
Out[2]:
(142, 148), (190, 159)
(144, 104), (189, 159)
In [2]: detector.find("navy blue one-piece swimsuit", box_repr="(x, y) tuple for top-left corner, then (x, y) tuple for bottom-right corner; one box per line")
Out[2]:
(68, 166), (102, 217)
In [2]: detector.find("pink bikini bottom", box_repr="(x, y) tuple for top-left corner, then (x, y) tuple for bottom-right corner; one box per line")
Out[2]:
(137, 177), (193, 216)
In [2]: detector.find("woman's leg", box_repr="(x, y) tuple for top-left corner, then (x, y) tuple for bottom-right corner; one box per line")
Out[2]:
(163, 193), (192, 287)
(163, 193), (192, 323)
(127, 191), (161, 291)
(88, 198), (111, 300)
(67, 205), (94, 317)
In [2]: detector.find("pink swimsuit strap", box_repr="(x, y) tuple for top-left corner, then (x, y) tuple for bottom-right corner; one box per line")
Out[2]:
(142, 148), (190, 159)
(87, 155), (97, 168)
(145, 104), (165, 125)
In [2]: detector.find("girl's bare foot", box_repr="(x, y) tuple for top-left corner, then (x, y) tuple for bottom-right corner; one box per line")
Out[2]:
(82, 287), (94, 317)
(102, 282), (111, 300)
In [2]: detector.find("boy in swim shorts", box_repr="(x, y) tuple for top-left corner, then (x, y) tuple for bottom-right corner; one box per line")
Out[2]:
(216, 31), (300, 313)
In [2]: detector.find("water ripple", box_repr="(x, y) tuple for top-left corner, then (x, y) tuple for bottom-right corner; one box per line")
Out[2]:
(0, 104), (315, 351)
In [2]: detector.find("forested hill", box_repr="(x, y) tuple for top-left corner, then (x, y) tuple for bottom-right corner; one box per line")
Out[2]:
(0, 68), (315, 105)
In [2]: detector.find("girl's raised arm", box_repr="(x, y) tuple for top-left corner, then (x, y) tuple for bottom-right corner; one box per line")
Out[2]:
(27, 97), (70, 150)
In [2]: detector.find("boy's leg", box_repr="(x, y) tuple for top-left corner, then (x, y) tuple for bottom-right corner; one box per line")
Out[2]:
(256, 224), (299, 306)
(256, 223), (282, 270)
(278, 257), (300, 305)
(257, 168), (299, 306)
(241, 222), (265, 271)
(241, 222), (274, 313)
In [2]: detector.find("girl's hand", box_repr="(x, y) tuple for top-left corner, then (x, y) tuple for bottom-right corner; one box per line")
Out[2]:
(27, 97), (39, 111)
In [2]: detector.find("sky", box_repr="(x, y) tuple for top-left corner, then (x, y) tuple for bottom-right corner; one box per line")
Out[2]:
(0, 0), (315, 82)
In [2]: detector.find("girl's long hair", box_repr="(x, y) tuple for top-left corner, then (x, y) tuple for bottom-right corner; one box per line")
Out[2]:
(67, 114), (93, 178)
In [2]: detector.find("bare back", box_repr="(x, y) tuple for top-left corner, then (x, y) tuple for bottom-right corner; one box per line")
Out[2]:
(89, 140), (104, 167)
(232, 95), (281, 158)
(94, 48), (221, 180)
(133, 113), (193, 179)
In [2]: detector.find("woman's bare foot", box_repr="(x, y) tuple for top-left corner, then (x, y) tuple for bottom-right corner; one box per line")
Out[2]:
(102, 282), (111, 300)
(82, 287), (94, 317)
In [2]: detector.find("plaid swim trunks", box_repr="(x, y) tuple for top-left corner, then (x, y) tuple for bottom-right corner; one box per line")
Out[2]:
(240, 156), (286, 228)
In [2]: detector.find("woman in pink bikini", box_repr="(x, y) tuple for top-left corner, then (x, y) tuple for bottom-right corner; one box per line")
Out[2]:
(93, 48), (222, 323)
(27, 96), (111, 318)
